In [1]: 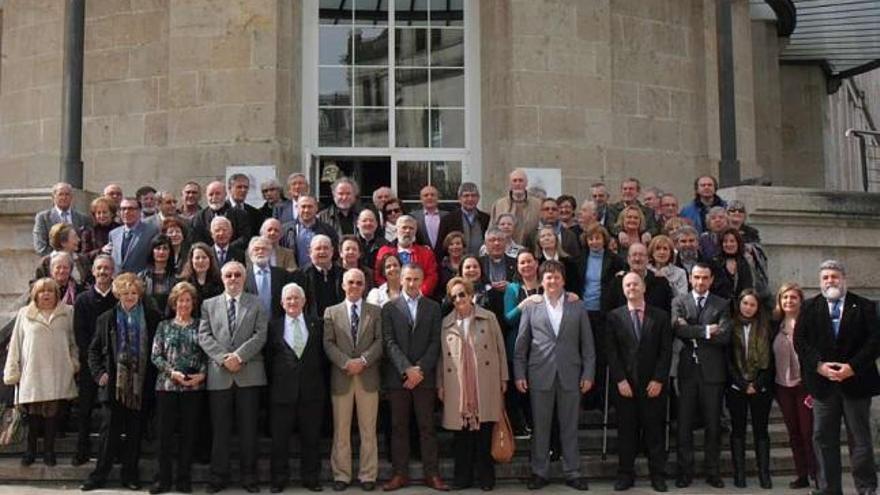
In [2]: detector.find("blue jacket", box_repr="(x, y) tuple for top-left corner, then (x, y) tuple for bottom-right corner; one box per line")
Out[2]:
(679, 195), (727, 233)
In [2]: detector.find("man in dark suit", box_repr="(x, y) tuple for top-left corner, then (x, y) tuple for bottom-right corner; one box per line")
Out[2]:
(273, 172), (310, 225)
(244, 236), (290, 320)
(671, 262), (732, 489)
(292, 234), (345, 323)
(605, 272), (672, 492)
(436, 182), (490, 257)
(479, 228), (517, 326)
(210, 216), (247, 267)
(323, 269), (384, 491)
(356, 209), (388, 270)
(265, 282), (326, 493)
(198, 261), (268, 493)
(281, 195), (339, 269)
(524, 197), (582, 259)
(109, 197), (160, 275)
(411, 185), (448, 256)
(795, 259), (880, 495)
(513, 260), (594, 491)
(602, 243), (673, 313)
(33, 181), (92, 256)
(380, 263), (449, 492)
(190, 180), (251, 246)
(227, 173), (264, 240)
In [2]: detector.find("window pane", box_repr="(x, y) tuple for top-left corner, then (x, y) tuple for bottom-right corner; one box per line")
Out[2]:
(353, 67), (388, 106)
(430, 28), (464, 67)
(396, 109), (429, 147)
(353, 0), (387, 25)
(431, 161), (462, 200)
(319, 67), (352, 105)
(319, 108), (352, 147)
(432, 108), (464, 148)
(431, 0), (463, 26)
(319, 26), (353, 65)
(395, 68), (428, 107)
(430, 69), (464, 107)
(354, 27), (389, 66)
(354, 109), (389, 147)
(395, 0), (428, 26)
(397, 161), (429, 200)
(320, 0), (353, 24)
(395, 28), (428, 67)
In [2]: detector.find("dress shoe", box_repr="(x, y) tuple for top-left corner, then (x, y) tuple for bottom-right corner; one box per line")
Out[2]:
(706, 476), (725, 488)
(80, 480), (104, 492)
(44, 453), (56, 466)
(675, 475), (692, 488)
(205, 483), (226, 493)
(382, 475), (409, 491)
(565, 477), (590, 491)
(176, 481), (193, 493)
(303, 481), (323, 492)
(527, 475), (549, 490)
(269, 485), (284, 494)
(333, 481), (348, 491)
(20, 453), (35, 467)
(451, 482), (473, 491)
(789, 476), (810, 489)
(71, 454), (89, 466)
(651, 478), (668, 492)
(424, 476), (450, 491)
(480, 484), (494, 491)
(243, 483), (260, 493)
(122, 481), (142, 491)
(614, 477), (634, 491)
(149, 482), (170, 494)
(360, 481), (376, 491)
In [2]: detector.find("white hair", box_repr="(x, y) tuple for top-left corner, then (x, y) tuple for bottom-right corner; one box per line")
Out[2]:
(210, 216), (232, 230)
(281, 282), (305, 299)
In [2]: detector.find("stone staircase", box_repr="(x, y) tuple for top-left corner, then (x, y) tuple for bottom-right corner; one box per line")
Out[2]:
(0, 402), (855, 485)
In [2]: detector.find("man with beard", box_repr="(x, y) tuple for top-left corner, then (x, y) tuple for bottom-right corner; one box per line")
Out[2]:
(318, 177), (362, 238)
(795, 260), (880, 495)
(255, 218), (297, 272)
(373, 215), (438, 297)
(673, 226), (701, 283)
(244, 236), (291, 320)
(489, 169), (541, 245)
(190, 181), (251, 245)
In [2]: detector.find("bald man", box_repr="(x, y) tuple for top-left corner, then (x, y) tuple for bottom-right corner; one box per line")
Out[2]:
(490, 169), (542, 245)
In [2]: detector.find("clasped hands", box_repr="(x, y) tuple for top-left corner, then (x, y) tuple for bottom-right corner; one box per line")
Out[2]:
(818, 361), (855, 382)
(222, 353), (242, 373)
(516, 378), (592, 394)
(344, 358), (366, 375)
(617, 379), (663, 398)
(170, 370), (205, 388)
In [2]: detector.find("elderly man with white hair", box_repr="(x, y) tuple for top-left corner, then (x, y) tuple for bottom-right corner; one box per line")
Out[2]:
(292, 234), (345, 322)
(490, 168), (542, 245)
(256, 218), (297, 272)
(795, 260), (880, 495)
(373, 215), (439, 297)
(33, 181), (93, 256)
(190, 180), (251, 245)
(209, 216), (246, 266)
(244, 236), (291, 319)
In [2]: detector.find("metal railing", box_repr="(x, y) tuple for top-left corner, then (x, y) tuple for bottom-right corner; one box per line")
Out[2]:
(845, 129), (880, 192)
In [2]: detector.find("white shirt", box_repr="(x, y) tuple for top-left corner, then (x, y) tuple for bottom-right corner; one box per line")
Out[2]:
(283, 313), (309, 350)
(742, 323), (751, 361)
(367, 283), (393, 307)
(345, 298), (362, 327)
(456, 314), (473, 339)
(403, 292), (420, 322)
(544, 294), (564, 336)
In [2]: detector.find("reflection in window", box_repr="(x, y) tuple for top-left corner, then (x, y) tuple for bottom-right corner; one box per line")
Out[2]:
(398, 161), (463, 209)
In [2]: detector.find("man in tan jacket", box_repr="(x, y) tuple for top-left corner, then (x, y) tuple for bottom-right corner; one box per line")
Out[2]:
(323, 268), (384, 491)
(489, 168), (542, 245)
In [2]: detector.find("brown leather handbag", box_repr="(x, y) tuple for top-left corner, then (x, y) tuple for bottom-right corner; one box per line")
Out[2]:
(491, 407), (515, 463)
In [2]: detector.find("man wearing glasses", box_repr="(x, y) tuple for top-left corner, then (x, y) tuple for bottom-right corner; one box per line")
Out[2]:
(107, 197), (159, 275)
(198, 261), (269, 493)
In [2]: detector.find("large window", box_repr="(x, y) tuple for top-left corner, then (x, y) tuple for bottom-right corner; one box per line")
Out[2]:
(317, 0), (465, 149)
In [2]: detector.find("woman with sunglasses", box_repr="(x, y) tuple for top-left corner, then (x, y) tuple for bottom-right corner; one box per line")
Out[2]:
(382, 198), (404, 243)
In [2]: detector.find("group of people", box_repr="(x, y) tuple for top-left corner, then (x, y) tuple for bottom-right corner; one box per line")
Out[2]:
(2, 168), (878, 495)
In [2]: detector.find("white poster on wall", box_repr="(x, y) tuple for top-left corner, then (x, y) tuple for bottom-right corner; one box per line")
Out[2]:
(226, 165), (277, 207)
(522, 167), (562, 198)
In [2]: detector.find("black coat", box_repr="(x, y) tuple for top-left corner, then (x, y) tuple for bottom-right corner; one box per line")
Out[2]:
(436, 208), (490, 256)
(190, 204), (252, 246)
(73, 287), (118, 372)
(602, 270), (673, 314)
(794, 292), (880, 400)
(605, 304), (673, 389)
(265, 315), (327, 404)
(245, 265), (291, 320)
(381, 296), (441, 390)
(292, 264), (345, 323)
(88, 304), (161, 406)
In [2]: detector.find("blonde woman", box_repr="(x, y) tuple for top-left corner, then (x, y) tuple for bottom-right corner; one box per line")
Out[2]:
(4, 278), (78, 467)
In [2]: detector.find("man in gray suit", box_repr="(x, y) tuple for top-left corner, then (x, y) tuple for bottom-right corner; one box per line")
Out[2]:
(323, 269), (384, 491)
(411, 185), (448, 256)
(33, 181), (92, 256)
(108, 197), (159, 275)
(198, 261), (268, 493)
(671, 262), (732, 489)
(514, 259), (595, 491)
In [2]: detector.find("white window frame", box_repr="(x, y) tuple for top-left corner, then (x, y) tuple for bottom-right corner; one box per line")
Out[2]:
(300, 0), (482, 192)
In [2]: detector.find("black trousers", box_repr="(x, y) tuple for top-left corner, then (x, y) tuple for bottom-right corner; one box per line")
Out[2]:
(74, 367), (98, 458)
(452, 423), (495, 488)
(209, 386), (262, 485)
(269, 399), (325, 486)
(583, 311), (606, 410)
(725, 387), (771, 442)
(615, 390), (667, 479)
(89, 401), (148, 484)
(155, 391), (205, 485)
(676, 375), (724, 477)
(387, 387), (439, 477)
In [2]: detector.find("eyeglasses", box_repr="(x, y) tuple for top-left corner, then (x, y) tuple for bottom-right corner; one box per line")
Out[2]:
(727, 208), (745, 213)
(119, 206), (139, 211)
(385, 208), (402, 214)
(223, 272), (243, 279)
(451, 291), (469, 301)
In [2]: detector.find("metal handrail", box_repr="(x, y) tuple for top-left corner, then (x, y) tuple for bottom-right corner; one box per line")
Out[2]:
(845, 128), (880, 192)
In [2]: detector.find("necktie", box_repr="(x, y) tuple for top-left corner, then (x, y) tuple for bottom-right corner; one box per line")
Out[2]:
(398, 250), (411, 265)
(350, 303), (359, 347)
(61, 211), (71, 224)
(258, 268), (271, 314)
(283, 318), (296, 350)
(292, 317), (305, 358)
(121, 230), (133, 261)
(227, 298), (237, 335)
(696, 296), (706, 317)
(218, 248), (226, 265)
(630, 309), (642, 342)
(831, 300), (842, 337)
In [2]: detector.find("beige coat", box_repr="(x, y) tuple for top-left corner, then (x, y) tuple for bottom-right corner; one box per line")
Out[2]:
(490, 194), (542, 245)
(3, 303), (79, 404)
(437, 306), (508, 430)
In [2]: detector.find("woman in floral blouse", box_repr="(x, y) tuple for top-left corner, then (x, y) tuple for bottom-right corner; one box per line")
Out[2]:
(149, 281), (206, 494)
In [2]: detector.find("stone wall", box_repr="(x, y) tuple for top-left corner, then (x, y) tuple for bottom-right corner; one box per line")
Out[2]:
(778, 64), (826, 189)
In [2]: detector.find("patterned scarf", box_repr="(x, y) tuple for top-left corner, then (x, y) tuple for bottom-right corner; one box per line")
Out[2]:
(115, 303), (148, 410)
(458, 316), (481, 430)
